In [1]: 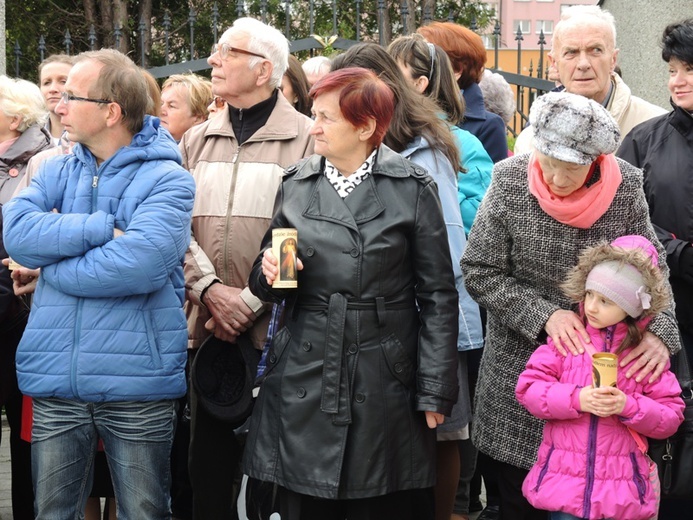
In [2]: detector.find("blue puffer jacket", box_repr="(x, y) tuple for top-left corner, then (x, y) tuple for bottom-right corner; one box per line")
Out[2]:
(2, 116), (195, 402)
(451, 126), (493, 235)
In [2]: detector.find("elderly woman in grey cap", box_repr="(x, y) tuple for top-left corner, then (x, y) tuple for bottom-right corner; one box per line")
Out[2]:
(461, 91), (680, 520)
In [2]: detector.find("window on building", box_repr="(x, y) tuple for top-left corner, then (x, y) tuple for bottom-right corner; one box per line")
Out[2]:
(513, 20), (531, 35)
(536, 20), (554, 34)
(561, 4), (579, 14)
(481, 34), (496, 49)
(536, 0), (554, 2)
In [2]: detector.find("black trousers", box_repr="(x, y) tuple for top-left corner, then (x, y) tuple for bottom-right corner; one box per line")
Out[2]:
(497, 460), (548, 520)
(188, 376), (242, 520)
(657, 330), (693, 518)
(0, 314), (34, 520)
(171, 350), (194, 520)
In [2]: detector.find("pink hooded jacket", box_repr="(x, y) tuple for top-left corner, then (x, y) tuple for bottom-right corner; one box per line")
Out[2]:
(516, 323), (684, 520)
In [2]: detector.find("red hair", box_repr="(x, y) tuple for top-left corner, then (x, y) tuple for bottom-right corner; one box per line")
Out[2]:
(310, 67), (395, 147)
(417, 22), (486, 89)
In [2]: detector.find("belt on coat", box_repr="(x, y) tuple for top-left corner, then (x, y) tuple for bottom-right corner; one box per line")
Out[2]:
(296, 292), (416, 425)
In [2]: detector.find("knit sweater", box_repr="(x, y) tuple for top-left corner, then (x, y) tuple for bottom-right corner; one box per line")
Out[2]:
(461, 153), (680, 469)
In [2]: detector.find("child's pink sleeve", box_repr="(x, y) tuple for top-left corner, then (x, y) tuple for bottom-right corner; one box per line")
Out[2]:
(619, 361), (685, 439)
(515, 339), (583, 421)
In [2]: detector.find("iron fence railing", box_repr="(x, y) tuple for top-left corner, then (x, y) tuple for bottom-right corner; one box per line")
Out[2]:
(9, 2), (555, 136)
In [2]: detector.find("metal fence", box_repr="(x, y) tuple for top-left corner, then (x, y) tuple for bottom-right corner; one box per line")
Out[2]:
(9, 1), (554, 137)
(486, 23), (555, 137)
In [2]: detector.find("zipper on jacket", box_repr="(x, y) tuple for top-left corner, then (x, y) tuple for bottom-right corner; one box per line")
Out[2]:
(580, 326), (614, 517)
(604, 326), (614, 352)
(92, 175), (99, 209)
(71, 300), (84, 398)
(222, 147), (242, 283)
(534, 444), (554, 491)
(583, 413), (599, 518)
(143, 310), (164, 369)
(630, 452), (647, 504)
(72, 165), (99, 398)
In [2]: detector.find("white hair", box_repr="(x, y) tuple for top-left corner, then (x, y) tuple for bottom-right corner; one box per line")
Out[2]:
(224, 17), (289, 89)
(552, 5), (617, 55)
(302, 56), (331, 77)
(0, 75), (48, 131)
(479, 70), (515, 125)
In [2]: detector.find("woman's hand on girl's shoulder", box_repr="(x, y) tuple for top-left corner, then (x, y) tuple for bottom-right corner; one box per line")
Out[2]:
(621, 331), (669, 384)
(545, 309), (590, 357)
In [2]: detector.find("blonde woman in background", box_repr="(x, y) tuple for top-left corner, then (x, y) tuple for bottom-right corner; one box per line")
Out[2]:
(37, 54), (74, 144)
(161, 73), (213, 142)
(0, 74), (51, 520)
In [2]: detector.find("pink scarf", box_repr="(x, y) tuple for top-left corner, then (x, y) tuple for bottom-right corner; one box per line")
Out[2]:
(527, 153), (622, 229)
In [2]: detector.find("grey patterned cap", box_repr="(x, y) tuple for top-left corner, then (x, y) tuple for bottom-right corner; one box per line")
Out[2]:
(530, 91), (621, 165)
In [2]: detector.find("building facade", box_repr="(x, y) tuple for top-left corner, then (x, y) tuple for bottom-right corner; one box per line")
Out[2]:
(482, 0), (597, 49)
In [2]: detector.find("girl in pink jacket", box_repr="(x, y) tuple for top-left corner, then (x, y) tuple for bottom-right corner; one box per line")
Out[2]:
(516, 235), (684, 520)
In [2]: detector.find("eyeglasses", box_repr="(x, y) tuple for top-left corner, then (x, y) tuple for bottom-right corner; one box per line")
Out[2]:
(211, 43), (266, 61)
(60, 92), (112, 106)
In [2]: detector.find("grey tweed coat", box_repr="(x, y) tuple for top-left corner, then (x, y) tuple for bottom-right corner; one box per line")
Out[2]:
(461, 153), (681, 470)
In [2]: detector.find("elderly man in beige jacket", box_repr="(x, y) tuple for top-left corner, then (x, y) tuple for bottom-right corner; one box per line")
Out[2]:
(180, 17), (314, 520)
(514, 5), (665, 154)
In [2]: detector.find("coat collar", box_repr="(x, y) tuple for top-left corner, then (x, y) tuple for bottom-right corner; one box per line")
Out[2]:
(203, 90), (307, 143)
(292, 145), (425, 180)
(669, 100), (693, 143)
(294, 145), (424, 231)
(301, 174), (384, 231)
(0, 125), (52, 167)
(461, 83), (487, 120)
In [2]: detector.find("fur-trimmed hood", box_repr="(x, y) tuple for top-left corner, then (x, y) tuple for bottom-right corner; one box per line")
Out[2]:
(562, 235), (670, 319)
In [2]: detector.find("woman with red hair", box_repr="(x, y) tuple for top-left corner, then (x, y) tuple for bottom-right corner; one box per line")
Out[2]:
(243, 67), (460, 519)
(418, 22), (509, 163)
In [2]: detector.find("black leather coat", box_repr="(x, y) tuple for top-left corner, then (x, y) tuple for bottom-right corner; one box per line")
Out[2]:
(243, 145), (459, 499)
(618, 102), (693, 334)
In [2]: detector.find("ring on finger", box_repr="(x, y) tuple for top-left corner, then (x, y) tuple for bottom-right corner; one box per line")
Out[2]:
(644, 354), (650, 363)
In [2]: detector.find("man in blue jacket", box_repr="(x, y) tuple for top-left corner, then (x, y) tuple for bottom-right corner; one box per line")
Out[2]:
(2, 49), (196, 519)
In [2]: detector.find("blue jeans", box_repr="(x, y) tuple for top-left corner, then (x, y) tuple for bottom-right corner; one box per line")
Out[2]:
(32, 397), (176, 520)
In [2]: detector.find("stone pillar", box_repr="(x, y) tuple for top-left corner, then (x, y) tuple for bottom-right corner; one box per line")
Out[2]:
(0, 0), (6, 75)
(600, 0), (687, 110)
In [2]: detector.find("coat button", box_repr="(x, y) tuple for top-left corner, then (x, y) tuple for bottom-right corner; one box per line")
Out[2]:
(394, 362), (403, 373)
(297, 387), (306, 398)
(347, 343), (358, 354)
(354, 393), (365, 403)
(269, 354), (277, 364)
(349, 248), (359, 258)
(302, 341), (312, 352)
(305, 247), (315, 257)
